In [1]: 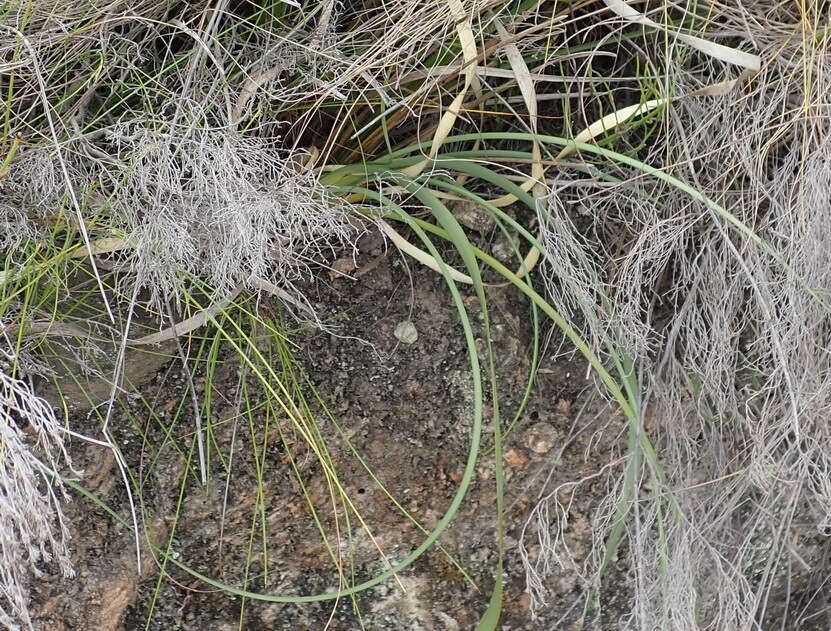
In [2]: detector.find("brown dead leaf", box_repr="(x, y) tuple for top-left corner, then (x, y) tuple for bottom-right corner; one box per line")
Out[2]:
(504, 448), (528, 467)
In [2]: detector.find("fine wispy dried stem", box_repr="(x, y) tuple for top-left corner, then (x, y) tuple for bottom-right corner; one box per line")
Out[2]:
(521, 2), (831, 629)
(0, 348), (74, 630)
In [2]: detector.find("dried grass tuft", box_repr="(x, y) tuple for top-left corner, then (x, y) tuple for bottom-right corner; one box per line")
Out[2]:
(522, 2), (831, 629)
(0, 349), (73, 630)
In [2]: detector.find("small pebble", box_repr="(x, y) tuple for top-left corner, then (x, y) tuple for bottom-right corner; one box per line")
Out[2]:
(394, 320), (418, 344)
(451, 200), (495, 233)
(524, 422), (561, 454)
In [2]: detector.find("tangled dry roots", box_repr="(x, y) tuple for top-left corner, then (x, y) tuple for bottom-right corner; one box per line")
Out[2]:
(0, 356), (73, 631)
(522, 3), (831, 629)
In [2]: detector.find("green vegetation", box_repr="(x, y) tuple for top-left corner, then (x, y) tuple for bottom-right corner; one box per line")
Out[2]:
(2, 1), (829, 629)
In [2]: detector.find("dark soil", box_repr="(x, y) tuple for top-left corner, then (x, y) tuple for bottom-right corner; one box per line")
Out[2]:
(26, 230), (630, 631)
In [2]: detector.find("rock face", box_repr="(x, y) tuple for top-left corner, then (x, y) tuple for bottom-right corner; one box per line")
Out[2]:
(36, 336), (177, 412)
(15, 267), (181, 413)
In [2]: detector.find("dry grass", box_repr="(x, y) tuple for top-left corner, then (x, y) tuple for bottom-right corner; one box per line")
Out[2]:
(521, 3), (831, 629)
(2, 0), (831, 629)
(0, 359), (73, 630)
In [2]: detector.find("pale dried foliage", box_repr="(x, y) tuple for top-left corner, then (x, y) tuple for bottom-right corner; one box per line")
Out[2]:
(522, 2), (831, 629)
(0, 0), (499, 300)
(0, 348), (73, 631)
(103, 118), (356, 301)
(4, 0), (831, 629)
